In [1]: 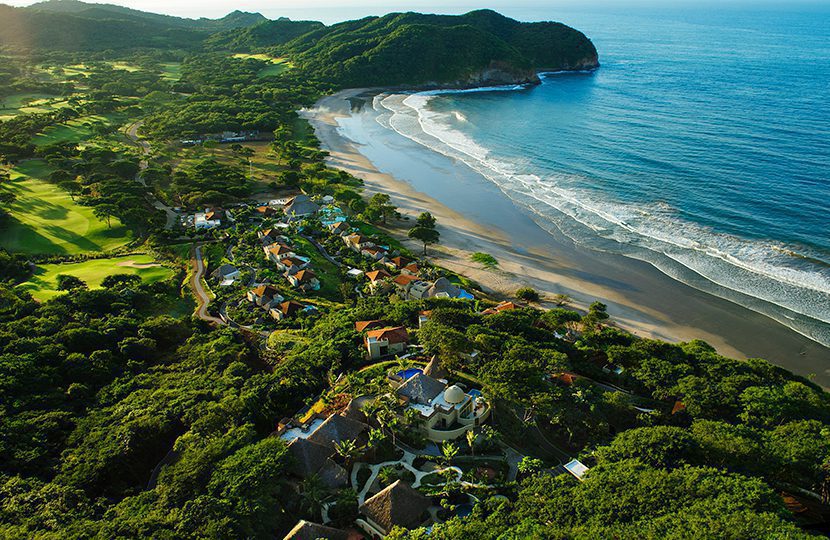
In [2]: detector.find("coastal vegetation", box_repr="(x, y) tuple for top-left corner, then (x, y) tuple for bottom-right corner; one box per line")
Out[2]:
(0, 3), (827, 539)
(471, 252), (499, 268)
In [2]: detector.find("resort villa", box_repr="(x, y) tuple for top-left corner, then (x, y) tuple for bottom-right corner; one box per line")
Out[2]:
(276, 256), (309, 275)
(270, 300), (311, 321)
(264, 243), (296, 263)
(328, 221), (352, 236)
(247, 284), (283, 308)
(194, 207), (224, 229)
(283, 194), (320, 220)
(287, 269), (320, 291)
(392, 371), (490, 442)
(365, 269), (392, 292)
(364, 326), (409, 360)
(211, 264), (240, 286)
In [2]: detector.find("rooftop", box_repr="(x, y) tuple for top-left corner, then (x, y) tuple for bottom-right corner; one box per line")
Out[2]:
(359, 480), (431, 534)
(366, 326), (409, 345)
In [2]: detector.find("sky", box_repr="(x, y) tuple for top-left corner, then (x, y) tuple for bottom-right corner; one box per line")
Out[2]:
(4, 0), (824, 23)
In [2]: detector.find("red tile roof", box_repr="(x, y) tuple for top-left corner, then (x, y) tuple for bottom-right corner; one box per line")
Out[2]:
(366, 326), (409, 345)
(355, 320), (383, 332)
(293, 269), (317, 283)
(365, 269), (391, 282)
(393, 274), (419, 286)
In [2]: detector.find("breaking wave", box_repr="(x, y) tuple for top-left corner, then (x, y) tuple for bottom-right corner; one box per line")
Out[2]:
(372, 90), (830, 347)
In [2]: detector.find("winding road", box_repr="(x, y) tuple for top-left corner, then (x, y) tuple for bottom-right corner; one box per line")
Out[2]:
(125, 120), (178, 230)
(190, 245), (225, 326)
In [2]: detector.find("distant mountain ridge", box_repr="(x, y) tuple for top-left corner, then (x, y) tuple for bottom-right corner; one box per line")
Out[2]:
(28, 0), (267, 30)
(0, 0), (269, 51)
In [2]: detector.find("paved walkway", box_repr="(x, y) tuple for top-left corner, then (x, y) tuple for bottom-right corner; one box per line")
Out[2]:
(351, 448), (462, 506)
(301, 233), (342, 267)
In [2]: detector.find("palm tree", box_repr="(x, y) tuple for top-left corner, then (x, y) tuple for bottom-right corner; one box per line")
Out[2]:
(441, 441), (459, 466)
(377, 408), (400, 446)
(367, 428), (387, 460)
(465, 430), (477, 457)
(333, 439), (362, 469)
(299, 474), (327, 520)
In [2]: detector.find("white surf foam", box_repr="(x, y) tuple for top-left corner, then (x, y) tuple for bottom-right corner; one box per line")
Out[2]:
(373, 89), (830, 346)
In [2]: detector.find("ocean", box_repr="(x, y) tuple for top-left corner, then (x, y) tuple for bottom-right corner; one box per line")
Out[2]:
(369, 6), (830, 348)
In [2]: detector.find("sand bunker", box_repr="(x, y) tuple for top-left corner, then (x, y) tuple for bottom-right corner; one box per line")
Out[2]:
(116, 260), (161, 269)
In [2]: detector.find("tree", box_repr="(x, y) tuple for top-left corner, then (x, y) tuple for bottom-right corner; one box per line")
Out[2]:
(465, 430), (477, 457)
(298, 474), (327, 520)
(56, 274), (87, 291)
(553, 293), (572, 306)
(516, 287), (539, 302)
(408, 226), (440, 255)
(202, 139), (218, 155)
(0, 191), (15, 205)
(517, 456), (544, 476)
(93, 204), (118, 228)
(441, 441), (458, 466)
(367, 428), (387, 460)
(364, 193), (396, 224)
(57, 180), (81, 201)
(333, 439), (362, 469)
(101, 274), (142, 290)
(416, 211), (436, 229)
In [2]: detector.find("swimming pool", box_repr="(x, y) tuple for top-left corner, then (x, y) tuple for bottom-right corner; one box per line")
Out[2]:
(396, 368), (423, 380)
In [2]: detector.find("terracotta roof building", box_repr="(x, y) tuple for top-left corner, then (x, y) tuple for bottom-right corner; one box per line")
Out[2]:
(365, 326), (410, 360)
(355, 320), (384, 333)
(270, 300), (307, 320)
(482, 301), (520, 315)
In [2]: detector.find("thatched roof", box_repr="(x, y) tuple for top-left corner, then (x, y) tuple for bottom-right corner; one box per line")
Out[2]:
(423, 356), (448, 379)
(359, 480), (431, 534)
(283, 520), (350, 540)
(306, 414), (368, 449)
(287, 438), (333, 478)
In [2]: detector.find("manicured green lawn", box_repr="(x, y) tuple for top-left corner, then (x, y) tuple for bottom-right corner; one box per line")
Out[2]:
(231, 53), (292, 78)
(257, 63), (291, 78)
(108, 61), (140, 72)
(31, 115), (110, 146)
(0, 93), (57, 110)
(17, 254), (174, 301)
(0, 160), (131, 254)
(159, 62), (182, 81)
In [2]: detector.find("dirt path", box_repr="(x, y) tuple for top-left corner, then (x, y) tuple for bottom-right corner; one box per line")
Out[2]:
(190, 245), (225, 326)
(125, 120), (178, 230)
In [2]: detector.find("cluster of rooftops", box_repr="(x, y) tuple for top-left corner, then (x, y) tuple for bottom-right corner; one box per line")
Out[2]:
(275, 362), (488, 538)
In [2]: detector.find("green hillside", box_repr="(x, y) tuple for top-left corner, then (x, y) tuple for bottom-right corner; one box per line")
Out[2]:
(0, 0), (268, 51)
(278, 10), (599, 87)
(205, 18), (325, 51)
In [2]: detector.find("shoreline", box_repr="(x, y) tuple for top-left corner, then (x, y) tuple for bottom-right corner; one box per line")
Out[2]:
(302, 88), (830, 386)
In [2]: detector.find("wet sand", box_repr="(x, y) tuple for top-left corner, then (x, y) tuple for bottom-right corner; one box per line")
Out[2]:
(302, 89), (830, 387)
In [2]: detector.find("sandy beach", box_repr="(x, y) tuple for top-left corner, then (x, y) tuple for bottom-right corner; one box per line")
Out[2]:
(303, 89), (830, 386)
